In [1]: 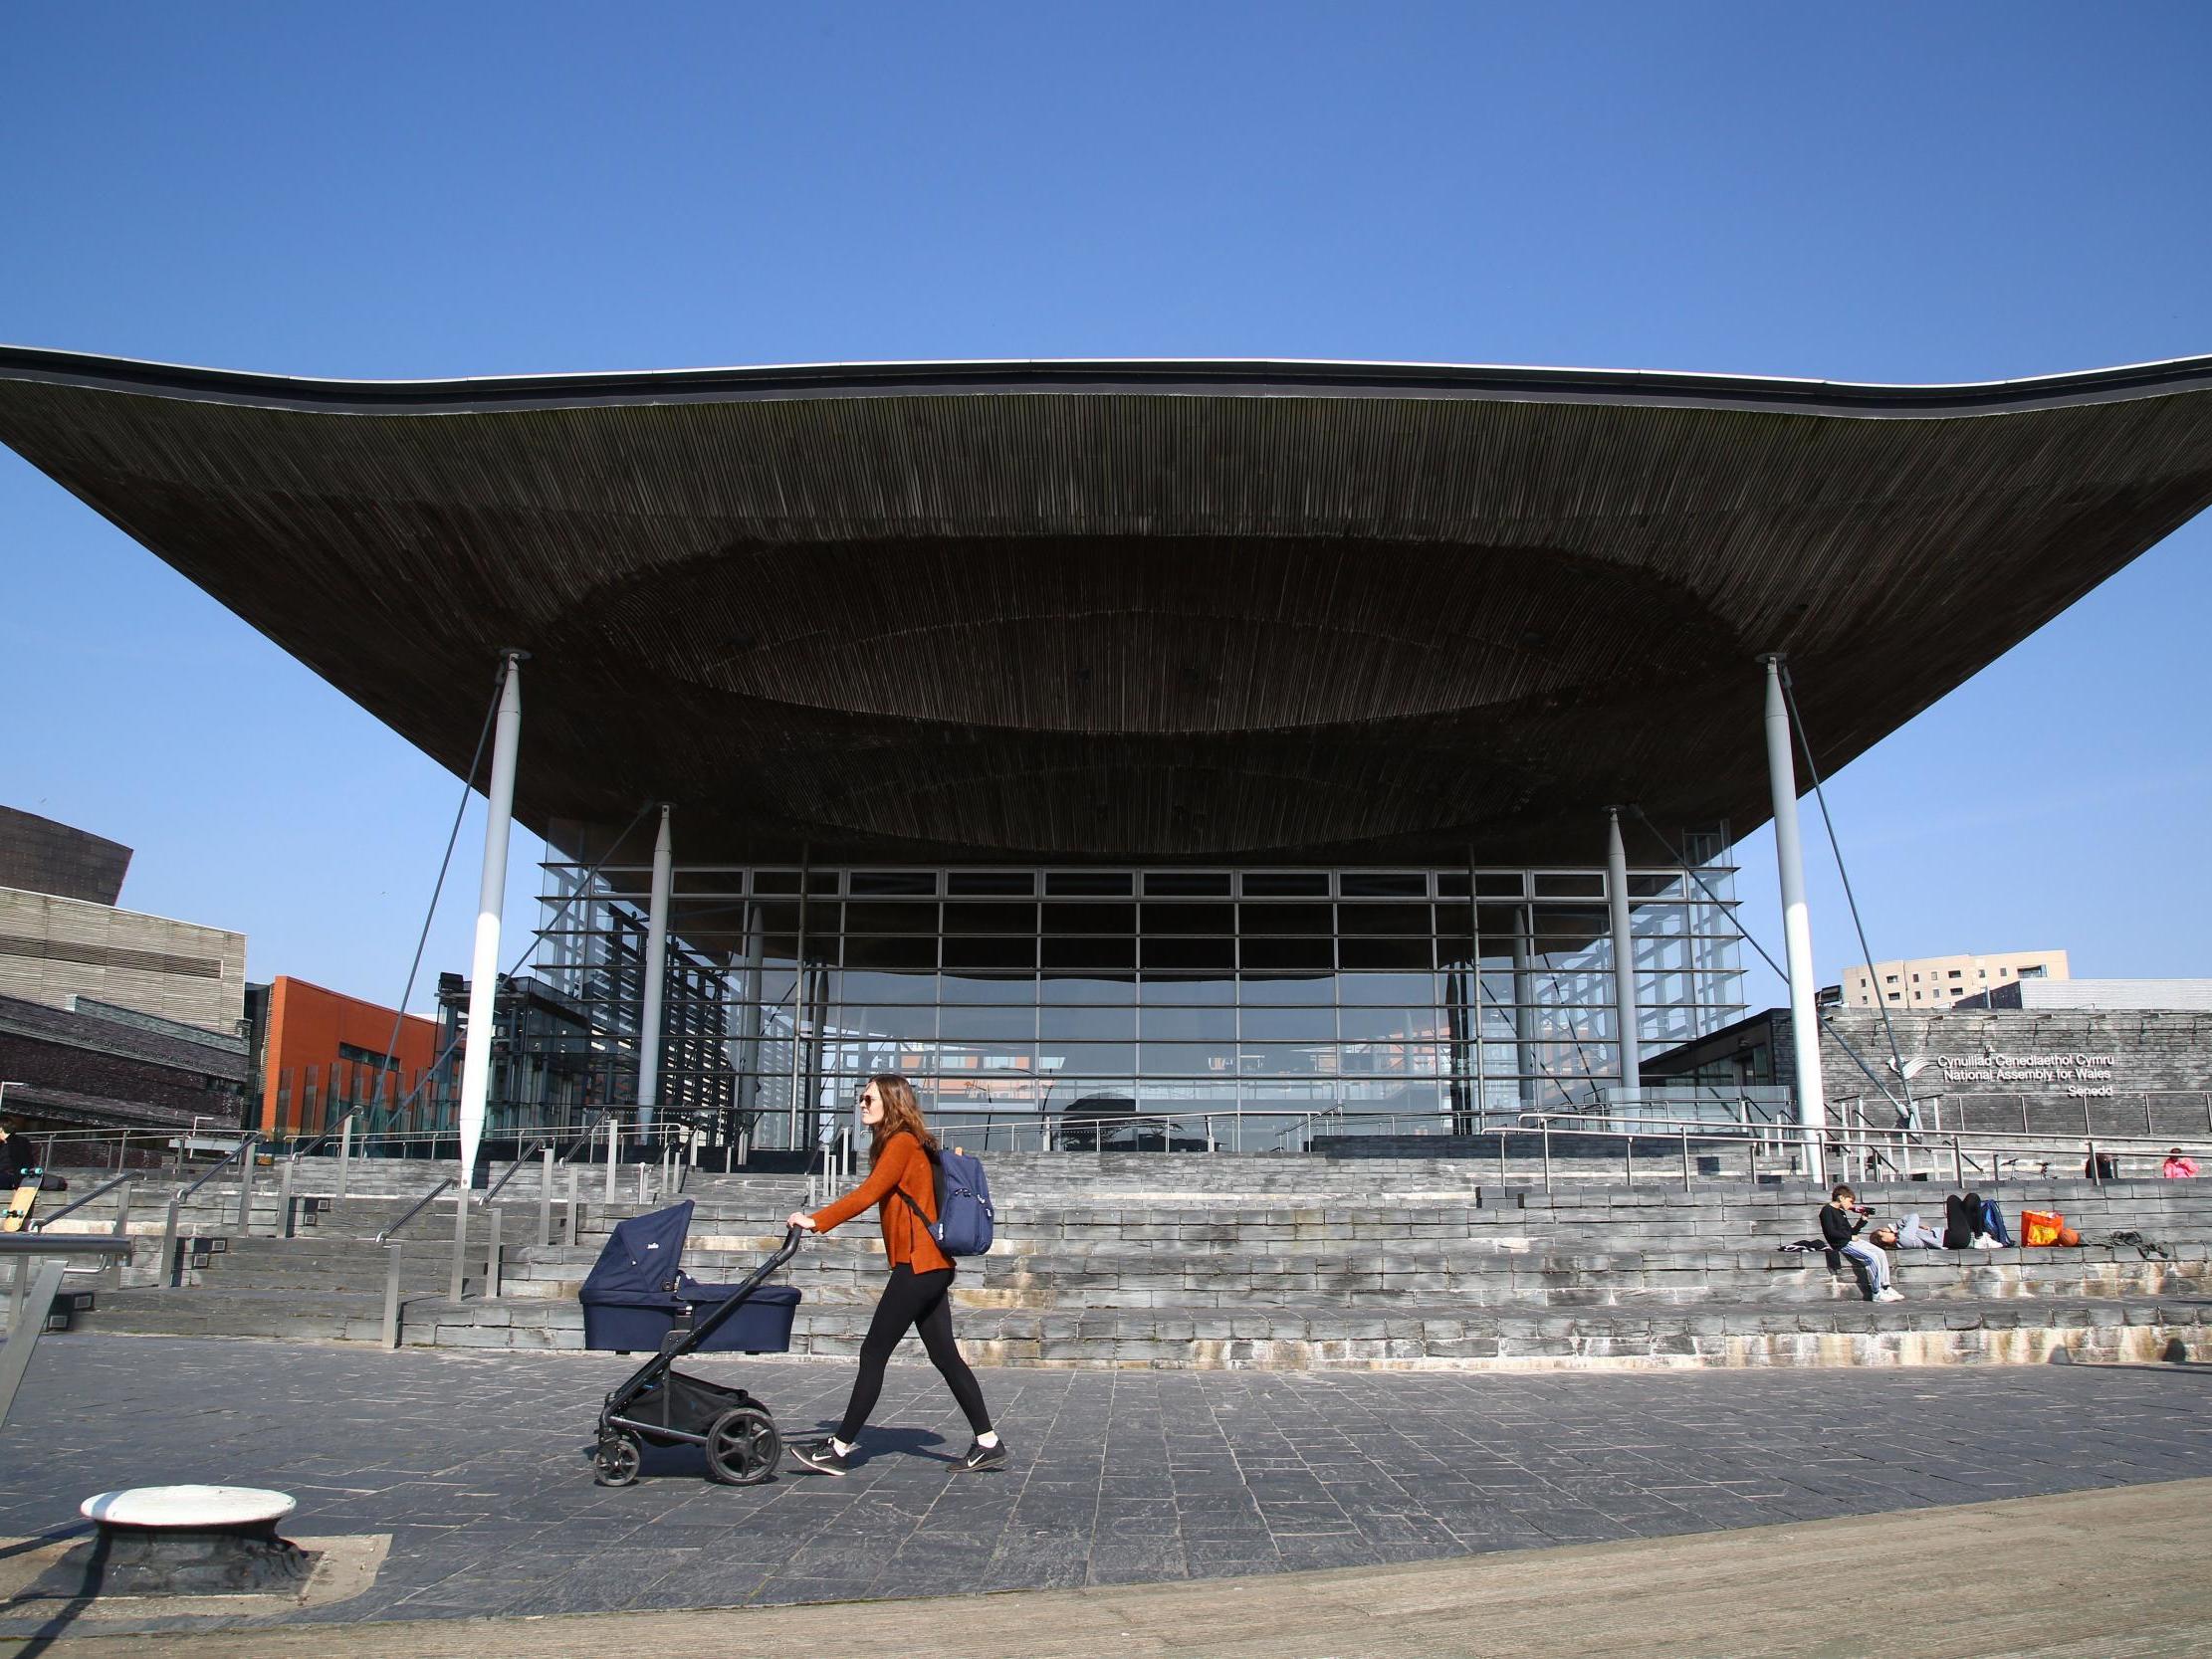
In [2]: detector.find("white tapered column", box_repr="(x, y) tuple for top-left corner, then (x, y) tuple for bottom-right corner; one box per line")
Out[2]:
(1762, 656), (1827, 1181)
(1606, 807), (1640, 1110)
(458, 651), (526, 1191)
(636, 804), (673, 1135)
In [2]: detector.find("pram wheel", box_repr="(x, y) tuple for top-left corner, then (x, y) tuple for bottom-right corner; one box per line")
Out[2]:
(593, 1430), (642, 1487)
(704, 1405), (781, 1486)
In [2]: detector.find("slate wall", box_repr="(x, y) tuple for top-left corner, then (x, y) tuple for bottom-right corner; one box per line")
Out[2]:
(1813, 1009), (2212, 1144)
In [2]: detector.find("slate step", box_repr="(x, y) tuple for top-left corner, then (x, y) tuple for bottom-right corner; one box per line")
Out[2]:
(488, 1265), (2206, 1313)
(74, 1151), (2212, 1373)
(76, 1286), (2212, 1370)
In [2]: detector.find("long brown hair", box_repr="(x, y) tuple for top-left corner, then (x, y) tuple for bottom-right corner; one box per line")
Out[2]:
(866, 1073), (939, 1167)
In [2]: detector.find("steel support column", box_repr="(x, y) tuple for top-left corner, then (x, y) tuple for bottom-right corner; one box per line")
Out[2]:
(1761, 656), (1827, 1181)
(1510, 916), (1537, 1108)
(636, 804), (673, 1136)
(736, 901), (765, 1154)
(458, 650), (525, 1190)
(1606, 806), (1641, 1110)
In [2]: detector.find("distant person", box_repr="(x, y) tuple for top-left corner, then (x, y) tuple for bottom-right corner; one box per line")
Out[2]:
(0, 1121), (35, 1186)
(2162, 1148), (2198, 1179)
(783, 1074), (1004, 1476)
(2084, 1144), (2119, 1181)
(1821, 1183), (1902, 1302)
(1888, 1212), (1945, 1249)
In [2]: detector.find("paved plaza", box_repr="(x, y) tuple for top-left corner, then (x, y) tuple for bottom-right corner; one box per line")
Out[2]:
(33, 1478), (2209, 1659)
(0, 1336), (2208, 1642)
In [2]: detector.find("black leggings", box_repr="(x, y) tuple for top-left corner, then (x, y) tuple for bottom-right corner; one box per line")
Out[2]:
(836, 1264), (993, 1443)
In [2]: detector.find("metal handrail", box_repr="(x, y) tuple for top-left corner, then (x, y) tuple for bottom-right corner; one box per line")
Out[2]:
(374, 1178), (456, 1245)
(0, 1235), (132, 1258)
(928, 1104), (1572, 1152)
(23, 1126), (242, 1181)
(29, 1127), (244, 1145)
(922, 1107), (1353, 1155)
(173, 1135), (257, 1202)
(1268, 1106), (1337, 1148)
(29, 1170), (135, 1231)
(1832, 1086), (2212, 1127)
(32, 1110), (755, 1178)
(1519, 1107), (2207, 1158)
(481, 1140), (550, 1205)
(281, 1114), (356, 1164)
(1506, 1108), (2212, 1193)
(919, 1107), (1277, 1154)
(0, 1235), (138, 1427)
(257, 1108), (636, 1159)
(554, 1110), (614, 1163)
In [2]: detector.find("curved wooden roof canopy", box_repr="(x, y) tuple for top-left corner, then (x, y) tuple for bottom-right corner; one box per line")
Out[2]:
(3, 347), (2210, 870)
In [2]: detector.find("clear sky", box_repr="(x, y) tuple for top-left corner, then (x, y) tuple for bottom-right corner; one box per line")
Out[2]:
(3, 2), (2207, 1015)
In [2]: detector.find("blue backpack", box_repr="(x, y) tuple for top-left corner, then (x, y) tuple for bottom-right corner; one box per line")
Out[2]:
(896, 1144), (996, 1257)
(1978, 1195), (2013, 1247)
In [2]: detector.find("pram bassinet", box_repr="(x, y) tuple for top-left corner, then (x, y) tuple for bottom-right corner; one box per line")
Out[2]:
(579, 1199), (800, 1354)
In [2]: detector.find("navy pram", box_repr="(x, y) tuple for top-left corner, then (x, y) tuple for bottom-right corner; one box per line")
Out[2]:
(579, 1199), (800, 1354)
(588, 1211), (806, 1488)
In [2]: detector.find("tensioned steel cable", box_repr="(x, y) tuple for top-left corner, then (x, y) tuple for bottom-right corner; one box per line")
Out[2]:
(1446, 899), (1586, 1118)
(1629, 806), (1906, 1115)
(1457, 932), (1602, 1110)
(381, 797), (657, 1133)
(1463, 960), (1574, 1123)
(1532, 956), (1606, 1106)
(1460, 856), (1608, 1107)
(1776, 663), (1915, 1120)
(353, 662), (507, 1140)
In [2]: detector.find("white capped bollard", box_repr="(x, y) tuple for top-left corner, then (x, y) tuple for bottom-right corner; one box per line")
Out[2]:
(78, 1485), (312, 1592)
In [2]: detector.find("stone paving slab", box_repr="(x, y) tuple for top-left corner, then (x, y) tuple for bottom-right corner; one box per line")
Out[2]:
(0, 1335), (2207, 1640)
(31, 1475), (2212, 1658)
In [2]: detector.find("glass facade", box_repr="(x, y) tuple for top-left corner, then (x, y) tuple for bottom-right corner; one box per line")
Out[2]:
(510, 833), (1744, 1152)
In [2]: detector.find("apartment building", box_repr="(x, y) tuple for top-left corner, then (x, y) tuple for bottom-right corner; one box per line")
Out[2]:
(1842, 949), (2070, 1010)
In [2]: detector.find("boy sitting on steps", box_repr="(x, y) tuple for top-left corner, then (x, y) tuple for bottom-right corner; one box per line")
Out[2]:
(1821, 1183), (1904, 1303)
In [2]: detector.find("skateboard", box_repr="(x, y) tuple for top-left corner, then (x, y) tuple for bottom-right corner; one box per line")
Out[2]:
(0, 1170), (41, 1232)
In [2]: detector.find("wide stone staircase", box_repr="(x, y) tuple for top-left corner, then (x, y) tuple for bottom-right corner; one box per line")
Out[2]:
(28, 1149), (2212, 1369)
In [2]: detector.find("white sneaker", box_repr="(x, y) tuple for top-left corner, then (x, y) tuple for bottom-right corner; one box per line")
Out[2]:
(1875, 1288), (1905, 1303)
(1972, 1234), (2003, 1250)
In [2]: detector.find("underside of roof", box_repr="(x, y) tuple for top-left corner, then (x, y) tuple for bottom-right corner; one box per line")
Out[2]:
(3, 348), (2210, 869)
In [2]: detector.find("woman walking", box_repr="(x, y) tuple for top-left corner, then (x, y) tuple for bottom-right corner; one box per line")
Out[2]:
(785, 1074), (1006, 1475)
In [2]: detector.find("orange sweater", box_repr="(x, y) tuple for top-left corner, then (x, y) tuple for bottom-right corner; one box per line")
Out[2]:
(809, 1132), (953, 1274)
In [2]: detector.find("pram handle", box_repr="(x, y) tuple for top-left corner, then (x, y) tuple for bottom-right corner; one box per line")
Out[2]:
(734, 1224), (806, 1288)
(667, 1224), (803, 1353)
(604, 1224), (808, 1411)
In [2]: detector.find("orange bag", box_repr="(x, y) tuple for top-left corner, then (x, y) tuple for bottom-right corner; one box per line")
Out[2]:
(2022, 1209), (2067, 1247)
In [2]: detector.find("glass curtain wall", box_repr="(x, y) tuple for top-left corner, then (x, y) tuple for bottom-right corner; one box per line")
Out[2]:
(527, 844), (1744, 1152)
(462, 870), (737, 1137)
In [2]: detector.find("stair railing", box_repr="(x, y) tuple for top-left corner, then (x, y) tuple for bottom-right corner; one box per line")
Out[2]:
(372, 1178), (456, 1247)
(1512, 1109), (2209, 1195)
(30, 1170), (137, 1234)
(155, 1134), (260, 1291)
(368, 1172), (459, 1349)
(0, 1234), (135, 1425)
(271, 1114), (360, 1235)
(480, 1139), (550, 1205)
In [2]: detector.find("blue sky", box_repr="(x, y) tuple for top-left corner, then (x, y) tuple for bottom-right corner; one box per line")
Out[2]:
(3, 2), (2208, 1013)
